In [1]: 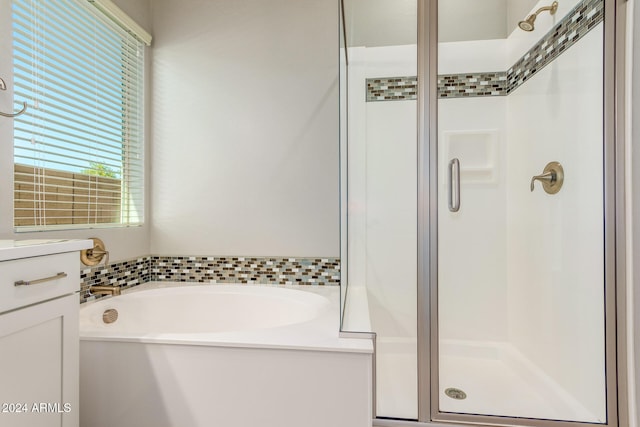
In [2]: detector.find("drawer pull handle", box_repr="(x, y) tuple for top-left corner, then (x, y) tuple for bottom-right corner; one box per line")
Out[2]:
(14, 272), (68, 287)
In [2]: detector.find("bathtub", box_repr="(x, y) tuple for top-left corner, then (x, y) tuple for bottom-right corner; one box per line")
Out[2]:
(79, 282), (373, 427)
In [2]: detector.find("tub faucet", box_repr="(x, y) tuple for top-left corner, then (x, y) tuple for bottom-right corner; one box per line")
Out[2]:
(90, 285), (121, 296)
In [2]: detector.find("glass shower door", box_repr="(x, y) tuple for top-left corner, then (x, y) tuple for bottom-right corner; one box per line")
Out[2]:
(435, 0), (609, 423)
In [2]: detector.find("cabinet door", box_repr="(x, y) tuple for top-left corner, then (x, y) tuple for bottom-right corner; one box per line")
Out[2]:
(0, 294), (78, 427)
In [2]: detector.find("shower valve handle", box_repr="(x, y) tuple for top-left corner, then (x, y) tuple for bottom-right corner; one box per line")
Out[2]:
(530, 161), (564, 194)
(530, 172), (555, 191)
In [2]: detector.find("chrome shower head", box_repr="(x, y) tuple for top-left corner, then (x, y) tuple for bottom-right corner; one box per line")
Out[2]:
(518, 1), (558, 32)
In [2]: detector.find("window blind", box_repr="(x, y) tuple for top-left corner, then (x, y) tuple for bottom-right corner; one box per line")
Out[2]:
(13, 0), (145, 230)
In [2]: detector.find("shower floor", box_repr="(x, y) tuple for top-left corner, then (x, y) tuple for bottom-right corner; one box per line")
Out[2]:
(439, 340), (600, 422)
(375, 339), (601, 423)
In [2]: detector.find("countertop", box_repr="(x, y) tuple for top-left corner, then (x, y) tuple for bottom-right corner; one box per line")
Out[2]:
(0, 239), (94, 262)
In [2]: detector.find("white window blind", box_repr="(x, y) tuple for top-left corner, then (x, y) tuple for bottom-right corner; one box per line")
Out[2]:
(13, 0), (145, 230)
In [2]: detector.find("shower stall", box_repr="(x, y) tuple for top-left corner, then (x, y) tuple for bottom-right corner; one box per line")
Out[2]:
(339, 0), (628, 425)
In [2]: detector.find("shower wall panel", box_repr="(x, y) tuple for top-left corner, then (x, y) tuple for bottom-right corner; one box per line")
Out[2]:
(438, 97), (508, 343)
(505, 25), (606, 421)
(363, 102), (417, 338)
(438, 40), (508, 343)
(347, 45), (417, 339)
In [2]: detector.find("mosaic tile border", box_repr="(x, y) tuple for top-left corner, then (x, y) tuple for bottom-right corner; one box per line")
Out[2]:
(151, 256), (340, 286)
(80, 256), (151, 303)
(438, 72), (507, 98)
(80, 255), (340, 303)
(365, 0), (603, 101)
(506, 0), (603, 93)
(367, 76), (417, 102)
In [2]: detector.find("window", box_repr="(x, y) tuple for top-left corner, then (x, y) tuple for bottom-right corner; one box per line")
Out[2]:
(12, 0), (149, 230)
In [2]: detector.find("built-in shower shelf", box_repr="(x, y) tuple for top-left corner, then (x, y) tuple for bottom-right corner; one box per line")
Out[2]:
(443, 130), (498, 184)
(459, 167), (494, 182)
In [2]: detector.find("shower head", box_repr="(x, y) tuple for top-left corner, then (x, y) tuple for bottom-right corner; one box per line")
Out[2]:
(518, 15), (536, 32)
(518, 1), (558, 32)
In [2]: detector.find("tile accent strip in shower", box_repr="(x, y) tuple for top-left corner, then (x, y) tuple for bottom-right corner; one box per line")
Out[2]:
(366, 76), (417, 102)
(79, 255), (340, 303)
(506, 0), (603, 93)
(364, 0), (603, 101)
(366, 72), (508, 101)
(437, 72), (507, 98)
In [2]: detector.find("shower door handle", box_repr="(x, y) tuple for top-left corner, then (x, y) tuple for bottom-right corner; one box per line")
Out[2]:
(448, 158), (460, 212)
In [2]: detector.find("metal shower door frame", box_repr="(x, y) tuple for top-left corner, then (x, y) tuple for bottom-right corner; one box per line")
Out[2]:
(415, 1), (629, 427)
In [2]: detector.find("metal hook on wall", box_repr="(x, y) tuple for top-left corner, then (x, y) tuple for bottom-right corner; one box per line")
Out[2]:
(0, 77), (28, 118)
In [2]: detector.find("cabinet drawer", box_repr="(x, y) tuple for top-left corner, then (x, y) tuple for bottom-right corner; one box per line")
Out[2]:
(0, 252), (80, 314)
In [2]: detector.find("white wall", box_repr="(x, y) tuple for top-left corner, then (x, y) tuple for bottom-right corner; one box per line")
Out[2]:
(439, 0), (508, 42)
(506, 26), (606, 420)
(150, 0), (339, 257)
(437, 97), (508, 342)
(0, 0), (151, 262)
(363, 101), (417, 338)
(438, 40), (508, 343)
(346, 45), (417, 338)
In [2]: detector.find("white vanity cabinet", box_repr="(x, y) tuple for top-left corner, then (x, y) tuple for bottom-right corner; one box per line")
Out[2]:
(0, 240), (92, 427)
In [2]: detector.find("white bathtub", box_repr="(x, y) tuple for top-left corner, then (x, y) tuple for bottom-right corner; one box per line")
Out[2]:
(79, 282), (372, 427)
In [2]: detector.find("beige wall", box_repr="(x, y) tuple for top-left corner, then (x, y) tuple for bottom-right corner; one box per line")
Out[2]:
(149, 0), (339, 257)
